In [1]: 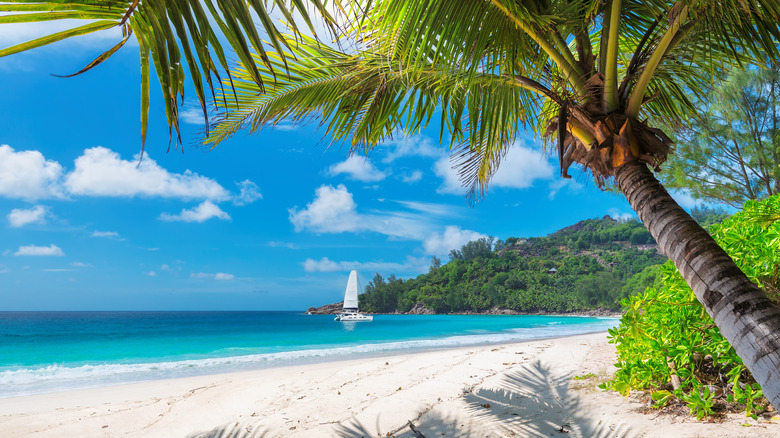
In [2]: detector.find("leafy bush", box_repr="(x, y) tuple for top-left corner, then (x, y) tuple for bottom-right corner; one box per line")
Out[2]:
(602, 194), (780, 419)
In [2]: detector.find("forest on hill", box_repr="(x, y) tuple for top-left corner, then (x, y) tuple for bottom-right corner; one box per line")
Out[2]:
(359, 215), (670, 314)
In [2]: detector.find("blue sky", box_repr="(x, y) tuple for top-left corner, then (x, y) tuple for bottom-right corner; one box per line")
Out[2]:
(0, 21), (696, 311)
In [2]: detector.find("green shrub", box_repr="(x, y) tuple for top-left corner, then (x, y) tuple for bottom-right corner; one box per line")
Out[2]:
(601, 194), (780, 419)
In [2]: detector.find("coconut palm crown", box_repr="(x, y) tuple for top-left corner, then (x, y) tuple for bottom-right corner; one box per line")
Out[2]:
(204, 0), (780, 408)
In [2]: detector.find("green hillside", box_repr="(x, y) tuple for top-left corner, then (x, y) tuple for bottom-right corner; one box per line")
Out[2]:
(359, 216), (668, 314)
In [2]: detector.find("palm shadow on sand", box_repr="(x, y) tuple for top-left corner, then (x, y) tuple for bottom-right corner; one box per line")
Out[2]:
(187, 422), (268, 438)
(187, 359), (636, 438)
(459, 359), (638, 437)
(333, 359), (637, 438)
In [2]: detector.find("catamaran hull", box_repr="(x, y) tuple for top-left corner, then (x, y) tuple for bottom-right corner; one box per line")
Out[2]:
(334, 313), (373, 322)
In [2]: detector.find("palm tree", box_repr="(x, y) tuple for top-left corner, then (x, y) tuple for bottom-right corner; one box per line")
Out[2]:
(0, 0), (342, 150)
(203, 1), (780, 408)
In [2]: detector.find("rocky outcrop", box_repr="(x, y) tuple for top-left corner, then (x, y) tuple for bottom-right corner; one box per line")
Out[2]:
(306, 302), (343, 314)
(407, 302), (435, 315)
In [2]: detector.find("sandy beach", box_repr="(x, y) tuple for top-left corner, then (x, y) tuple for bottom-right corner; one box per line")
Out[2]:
(2, 332), (779, 438)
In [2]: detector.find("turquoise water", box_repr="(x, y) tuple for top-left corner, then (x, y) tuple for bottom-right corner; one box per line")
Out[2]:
(0, 311), (617, 398)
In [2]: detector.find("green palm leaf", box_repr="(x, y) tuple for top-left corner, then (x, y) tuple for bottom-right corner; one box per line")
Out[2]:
(0, 0), (343, 150)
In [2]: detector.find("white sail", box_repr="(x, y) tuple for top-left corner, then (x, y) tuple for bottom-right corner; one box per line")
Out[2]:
(343, 270), (360, 310)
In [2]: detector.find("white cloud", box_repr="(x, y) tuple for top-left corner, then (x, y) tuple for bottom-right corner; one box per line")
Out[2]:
(146, 271), (157, 277)
(382, 136), (441, 163)
(65, 147), (230, 201)
(71, 262), (90, 267)
(289, 184), (361, 233)
(400, 170), (423, 183)
(289, 184), (428, 240)
(233, 180), (262, 205)
(0, 145), (64, 200)
(608, 208), (636, 222)
(328, 156), (387, 182)
(8, 205), (48, 227)
(180, 107), (206, 125)
(14, 244), (64, 256)
(0, 264), (8, 273)
(91, 230), (121, 239)
(160, 201), (231, 223)
(303, 256), (429, 274)
(191, 272), (235, 280)
(435, 145), (554, 194)
(423, 226), (488, 257)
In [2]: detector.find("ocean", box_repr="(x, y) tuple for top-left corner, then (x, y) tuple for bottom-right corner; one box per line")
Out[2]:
(0, 311), (618, 398)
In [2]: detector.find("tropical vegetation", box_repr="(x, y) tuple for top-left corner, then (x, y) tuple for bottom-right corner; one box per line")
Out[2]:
(360, 216), (666, 313)
(663, 65), (780, 207)
(3, 0), (780, 409)
(603, 194), (780, 419)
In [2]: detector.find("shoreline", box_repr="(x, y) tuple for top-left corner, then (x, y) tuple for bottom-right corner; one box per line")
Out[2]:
(307, 303), (623, 318)
(3, 332), (778, 437)
(0, 324), (618, 401)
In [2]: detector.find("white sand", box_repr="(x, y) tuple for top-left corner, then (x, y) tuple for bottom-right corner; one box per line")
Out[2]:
(2, 332), (779, 437)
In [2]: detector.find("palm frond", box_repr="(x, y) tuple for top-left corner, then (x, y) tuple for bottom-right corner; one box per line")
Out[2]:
(0, 0), (343, 149)
(207, 34), (540, 197)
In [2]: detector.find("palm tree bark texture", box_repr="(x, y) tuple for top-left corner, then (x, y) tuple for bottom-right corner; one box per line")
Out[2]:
(616, 161), (780, 409)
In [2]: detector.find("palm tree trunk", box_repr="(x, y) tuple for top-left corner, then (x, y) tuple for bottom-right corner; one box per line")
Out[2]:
(614, 161), (780, 409)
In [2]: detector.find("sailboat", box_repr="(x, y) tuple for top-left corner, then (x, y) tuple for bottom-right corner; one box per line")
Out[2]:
(334, 270), (373, 322)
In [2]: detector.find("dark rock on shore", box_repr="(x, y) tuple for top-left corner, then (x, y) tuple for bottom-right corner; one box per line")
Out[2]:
(306, 302), (343, 314)
(407, 302), (435, 315)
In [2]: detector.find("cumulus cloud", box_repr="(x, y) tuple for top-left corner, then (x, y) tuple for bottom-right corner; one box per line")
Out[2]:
(435, 145), (554, 194)
(160, 201), (231, 223)
(303, 256), (429, 274)
(8, 205), (48, 227)
(233, 180), (262, 205)
(423, 226), (488, 257)
(289, 184), (361, 233)
(91, 230), (121, 239)
(289, 184), (431, 240)
(191, 272), (235, 280)
(14, 244), (64, 256)
(0, 145), (64, 200)
(382, 136), (441, 163)
(328, 156), (387, 182)
(64, 147), (230, 201)
(608, 208), (636, 221)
